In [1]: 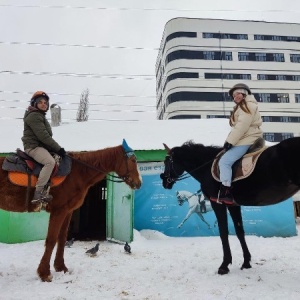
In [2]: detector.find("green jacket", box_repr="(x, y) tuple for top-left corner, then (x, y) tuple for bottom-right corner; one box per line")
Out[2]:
(22, 106), (61, 152)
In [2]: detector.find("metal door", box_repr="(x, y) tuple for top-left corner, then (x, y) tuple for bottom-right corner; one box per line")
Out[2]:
(106, 174), (134, 243)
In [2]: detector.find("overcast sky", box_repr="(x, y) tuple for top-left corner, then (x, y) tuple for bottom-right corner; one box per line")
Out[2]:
(1, 0), (300, 121)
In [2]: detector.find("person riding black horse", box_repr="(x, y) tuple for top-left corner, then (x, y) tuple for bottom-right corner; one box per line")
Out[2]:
(218, 83), (263, 204)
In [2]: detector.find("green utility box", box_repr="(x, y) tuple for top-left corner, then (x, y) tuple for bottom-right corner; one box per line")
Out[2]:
(0, 210), (50, 244)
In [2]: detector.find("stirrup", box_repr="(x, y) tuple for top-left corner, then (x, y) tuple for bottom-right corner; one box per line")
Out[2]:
(217, 188), (235, 205)
(32, 187), (53, 204)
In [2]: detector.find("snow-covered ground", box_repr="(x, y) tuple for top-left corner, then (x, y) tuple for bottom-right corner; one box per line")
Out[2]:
(1, 220), (300, 300)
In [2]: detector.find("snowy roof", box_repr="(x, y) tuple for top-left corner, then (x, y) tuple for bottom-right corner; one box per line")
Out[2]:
(0, 118), (231, 152)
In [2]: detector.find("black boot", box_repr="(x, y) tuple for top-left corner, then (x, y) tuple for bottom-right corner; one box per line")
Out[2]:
(218, 184), (234, 204)
(32, 187), (53, 204)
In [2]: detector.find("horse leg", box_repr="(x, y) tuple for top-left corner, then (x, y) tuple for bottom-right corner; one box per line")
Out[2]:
(178, 208), (193, 228)
(37, 210), (68, 282)
(211, 201), (232, 275)
(54, 212), (73, 273)
(228, 206), (252, 270)
(196, 212), (211, 229)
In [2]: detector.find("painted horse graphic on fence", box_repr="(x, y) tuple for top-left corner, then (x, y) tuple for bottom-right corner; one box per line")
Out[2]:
(176, 190), (214, 229)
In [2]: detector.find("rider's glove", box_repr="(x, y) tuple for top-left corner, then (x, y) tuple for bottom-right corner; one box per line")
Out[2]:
(223, 142), (233, 152)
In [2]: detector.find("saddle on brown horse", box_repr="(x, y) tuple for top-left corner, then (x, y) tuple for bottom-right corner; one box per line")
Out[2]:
(212, 138), (267, 183)
(2, 148), (72, 187)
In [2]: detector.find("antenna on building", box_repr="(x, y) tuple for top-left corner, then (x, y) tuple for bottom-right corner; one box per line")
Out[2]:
(218, 31), (226, 116)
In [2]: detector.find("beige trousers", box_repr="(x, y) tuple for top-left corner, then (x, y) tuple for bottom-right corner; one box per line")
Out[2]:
(25, 147), (55, 190)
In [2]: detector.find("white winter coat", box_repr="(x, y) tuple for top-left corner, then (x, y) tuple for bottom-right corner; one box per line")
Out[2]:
(226, 95), (263, 146)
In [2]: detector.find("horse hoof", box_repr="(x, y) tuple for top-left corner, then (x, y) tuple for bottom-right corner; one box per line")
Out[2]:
(54, 265), (68, 273)
(41, 274), (53, 282)
(241, 263), (252, 270)
(218, 267), (230, 275)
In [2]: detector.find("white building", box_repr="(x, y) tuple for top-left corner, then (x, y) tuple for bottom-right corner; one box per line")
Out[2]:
(156, 18), (300, 142)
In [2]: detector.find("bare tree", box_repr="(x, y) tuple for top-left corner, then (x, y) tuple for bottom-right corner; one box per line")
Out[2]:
(76, 88), (89, 122)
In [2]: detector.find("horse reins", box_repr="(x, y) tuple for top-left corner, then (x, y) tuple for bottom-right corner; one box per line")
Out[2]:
(166, 152), (220, 183)
(66, 152), (133, 184)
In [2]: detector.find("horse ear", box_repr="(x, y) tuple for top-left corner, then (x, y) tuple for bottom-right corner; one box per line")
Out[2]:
(163, 143), (171, 154)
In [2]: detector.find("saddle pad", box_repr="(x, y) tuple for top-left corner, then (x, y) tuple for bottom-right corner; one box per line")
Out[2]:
(2, 154), (72, 177)
(211, 147), (266, 183)
(8, 172), (66, 187)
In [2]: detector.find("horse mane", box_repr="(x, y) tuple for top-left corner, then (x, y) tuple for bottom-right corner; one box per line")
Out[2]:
(69, 146), (122, 170)
(180, 140), (221, 160)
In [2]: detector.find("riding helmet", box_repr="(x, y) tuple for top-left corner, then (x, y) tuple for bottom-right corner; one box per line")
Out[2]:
(228, 83), (252, 97)
(30, 91), (50, 108)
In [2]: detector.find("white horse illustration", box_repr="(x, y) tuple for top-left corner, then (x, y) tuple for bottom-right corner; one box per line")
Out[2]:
(176, 190), (213, 229)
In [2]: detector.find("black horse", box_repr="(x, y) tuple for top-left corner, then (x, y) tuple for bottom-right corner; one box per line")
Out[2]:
(160, 137), (300, 275)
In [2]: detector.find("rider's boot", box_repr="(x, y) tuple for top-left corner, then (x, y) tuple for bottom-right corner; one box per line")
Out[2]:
(218, 184), (234, 204)
(31, 186), (53, 204)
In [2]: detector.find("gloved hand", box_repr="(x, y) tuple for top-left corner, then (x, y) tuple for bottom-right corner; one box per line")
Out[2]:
(223, 142), (233, 152)
(57, 148), (66, 157)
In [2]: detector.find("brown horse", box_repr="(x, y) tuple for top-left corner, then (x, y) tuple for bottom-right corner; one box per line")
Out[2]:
(0, 142), (142, 282)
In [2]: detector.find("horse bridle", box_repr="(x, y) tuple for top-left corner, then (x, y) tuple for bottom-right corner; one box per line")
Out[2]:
(162, 151), (215, 184)
(109, 152), (137, 185)
(161, 154), (191, 184)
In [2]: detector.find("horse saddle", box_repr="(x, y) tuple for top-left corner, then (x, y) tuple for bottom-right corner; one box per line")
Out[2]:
(211, 137), (267, 183)
(2, 148), (72, 187)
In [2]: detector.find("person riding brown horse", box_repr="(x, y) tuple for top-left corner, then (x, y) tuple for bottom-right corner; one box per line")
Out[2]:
(0, 140), (142, 282)
(22, 91), (66, 204)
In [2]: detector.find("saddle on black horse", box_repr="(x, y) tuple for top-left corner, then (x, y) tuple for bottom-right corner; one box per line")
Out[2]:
(212, 137), (267, 183)
(2, 148), (72, 188)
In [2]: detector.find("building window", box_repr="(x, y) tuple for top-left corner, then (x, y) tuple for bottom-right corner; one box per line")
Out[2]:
(167, 92), (223, 105)
(290, 54), (300, 63)
(276, 75), (287, 80)
(161, 32), (197, 54)
(223, 52), (232, 60)
(238, 52), (284, 62)
(257, 74), (267, 81)
(238, 52), (249, 61)
(203, 32), (248, 40)
(205, 73), (251, 80)
(166, 31), (197, 43)
(203, 51), (215, 60)
(165, 50), (233, 65)
(273, 53), (285, 62)
(256, 93), (270, 102)
(256, 53), (266, 61)
(203, 51), (232, 60)
(263, 116), (271, 122)
(262, 116), (300, 122)
(257, 74), (300, 81)
(223, 93), (232, 102)
(207, 115), (230, 119)
(277, 94), (289, 103)
(169, 115), (201, 119)
(254, 93), (289, 103)
(254, 34), (300, 42)
(295, 94), (300, 103)
(293, 75), (300, 81)
(264, 132), (294, 142)
(163, 72), (199, 91)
